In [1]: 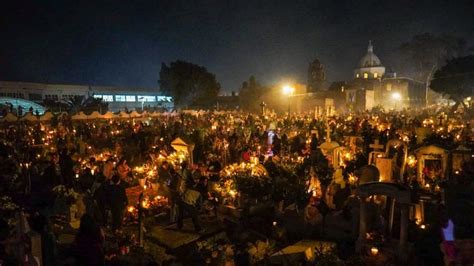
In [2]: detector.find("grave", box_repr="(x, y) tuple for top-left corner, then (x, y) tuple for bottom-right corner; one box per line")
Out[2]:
(319, 119), (340, 161)
(415, 145), (449, 186)
(384, 139), (408, 182)
(368, 139), (385, 166)
(269, 240), (336, 264)
(147, 216), (224, 251)
(450, 145), (473, 177)
(356, 182), (414, 261)
(344, 135), (364, 154)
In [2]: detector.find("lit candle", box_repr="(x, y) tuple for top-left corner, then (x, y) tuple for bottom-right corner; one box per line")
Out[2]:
(370, 247), (379, 256)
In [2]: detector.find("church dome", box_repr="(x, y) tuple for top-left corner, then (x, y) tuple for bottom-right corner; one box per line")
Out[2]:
(358, 41), (382, 67)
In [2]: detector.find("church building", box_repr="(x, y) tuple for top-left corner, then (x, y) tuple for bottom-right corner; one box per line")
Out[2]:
(346, 41), (425, 111)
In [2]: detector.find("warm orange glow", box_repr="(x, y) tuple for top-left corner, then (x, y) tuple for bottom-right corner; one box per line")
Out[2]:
(370, 247), (379, 256)
(229, 190), (237, 198)
(142, 198), (150, 209)
(407, 155), (417, 168)
(282, 85), (295, 95)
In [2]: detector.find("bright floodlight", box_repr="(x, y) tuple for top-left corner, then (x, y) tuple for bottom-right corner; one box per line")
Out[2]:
(282, 85), (295, 95)
(392, 92), (401, 100)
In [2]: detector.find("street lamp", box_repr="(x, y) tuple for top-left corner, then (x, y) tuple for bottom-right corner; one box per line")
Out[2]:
(392, 92), (401, 109)
(282, 85), (295, 114)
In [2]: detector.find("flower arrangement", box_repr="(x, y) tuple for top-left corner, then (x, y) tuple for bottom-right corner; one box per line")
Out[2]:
(216, 163), (271, 204)
(52, 185), (79, 205)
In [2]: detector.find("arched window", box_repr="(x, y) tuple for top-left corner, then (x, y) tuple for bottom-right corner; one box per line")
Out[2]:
(374, 73), (378, 78)
(363, 73), (368, 79)
(356, 73), (360, 78)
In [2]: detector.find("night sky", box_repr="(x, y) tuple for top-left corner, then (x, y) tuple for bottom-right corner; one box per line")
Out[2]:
(1, 0), (473, 92)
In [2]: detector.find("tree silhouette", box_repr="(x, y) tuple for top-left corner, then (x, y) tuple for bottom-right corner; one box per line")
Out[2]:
(430, 55), (474, 110)
(158, 60), (220, 108)
(390, 33), (467, 82)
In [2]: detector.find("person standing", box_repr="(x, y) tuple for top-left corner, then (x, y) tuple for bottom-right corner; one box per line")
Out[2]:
(59, 148), (74, 187)
(73, 214), (105, 266)
(105, 175), (128, 233)
(102, 159), (115, 181)
(116, 158), (131, 184)
(177, 178), (202, 233)
(168, 167), (182, 222)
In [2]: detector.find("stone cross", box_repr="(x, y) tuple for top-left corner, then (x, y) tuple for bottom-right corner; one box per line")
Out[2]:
(438, 114), (445, 126)
(369, 139), (384, 151)
(325, 119), (331, 142)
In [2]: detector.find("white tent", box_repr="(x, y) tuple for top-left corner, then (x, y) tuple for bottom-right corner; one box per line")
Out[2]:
(88, 111), (102, 119)
(20, 112), (38, 122)
(1, 113), (18, 122)
(71, 112), (88, 120)
(102, 111), (115, 119)
(39, 112), (54, 121)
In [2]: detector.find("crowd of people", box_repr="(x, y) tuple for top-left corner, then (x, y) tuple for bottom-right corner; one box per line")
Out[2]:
(0, 106), (472, 264)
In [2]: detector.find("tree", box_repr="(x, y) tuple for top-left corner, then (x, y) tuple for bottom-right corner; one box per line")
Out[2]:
(390, 33), (467, 82)
(429, 55), (474, 109)
(158, 60), (220, 108)
(238, 76), (266, 112)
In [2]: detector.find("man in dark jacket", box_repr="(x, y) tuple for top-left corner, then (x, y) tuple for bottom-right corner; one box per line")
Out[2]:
(105, 175), (128, 232)
(59, 148), (74, 187)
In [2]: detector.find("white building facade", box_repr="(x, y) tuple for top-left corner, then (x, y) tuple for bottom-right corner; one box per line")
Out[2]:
(0, 81), (173, 112)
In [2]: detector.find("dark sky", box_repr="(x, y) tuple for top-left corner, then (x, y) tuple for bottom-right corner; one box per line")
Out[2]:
(1, 0), (473, 92)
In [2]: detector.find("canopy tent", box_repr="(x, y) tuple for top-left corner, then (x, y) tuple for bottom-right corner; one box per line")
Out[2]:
(0, 112), (18, 122)
(20, 112), (38, 122)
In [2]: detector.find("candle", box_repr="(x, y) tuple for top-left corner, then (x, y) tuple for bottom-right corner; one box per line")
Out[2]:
(370, 247), (379, 256)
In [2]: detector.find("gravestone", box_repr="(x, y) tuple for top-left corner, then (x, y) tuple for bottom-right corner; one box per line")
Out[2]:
(375, 157), (393, 182)
(356, 183), (413, 261)
(269, 240), (336, 264)
(415, 145), (449, 185)
(368, 139), (385, 165)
